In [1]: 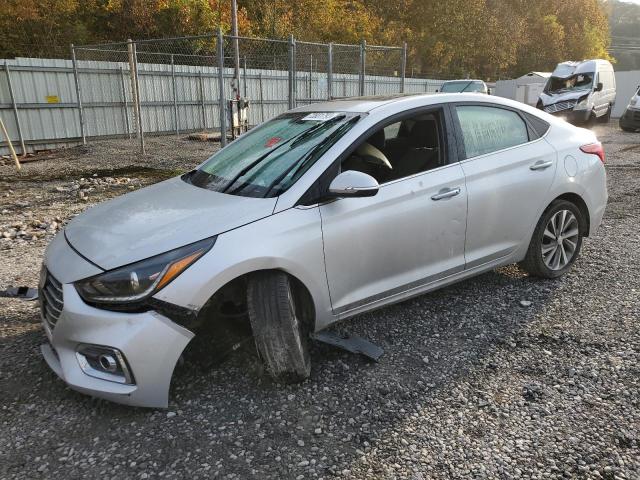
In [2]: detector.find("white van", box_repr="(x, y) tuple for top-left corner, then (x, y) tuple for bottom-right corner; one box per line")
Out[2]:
(536, 59), (616, 124)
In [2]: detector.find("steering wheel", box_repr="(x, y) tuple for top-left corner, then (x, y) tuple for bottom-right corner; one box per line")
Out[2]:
(356, 142), (392, 170)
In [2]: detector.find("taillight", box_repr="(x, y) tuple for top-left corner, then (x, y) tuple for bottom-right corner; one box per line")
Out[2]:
(580, 142), (605, 163)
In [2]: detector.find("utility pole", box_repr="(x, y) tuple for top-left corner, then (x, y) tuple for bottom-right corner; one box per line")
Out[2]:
(231, 0), (241, 100)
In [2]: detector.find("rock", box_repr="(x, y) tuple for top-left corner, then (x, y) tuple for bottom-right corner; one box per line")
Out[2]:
(520, 300), (532, 307)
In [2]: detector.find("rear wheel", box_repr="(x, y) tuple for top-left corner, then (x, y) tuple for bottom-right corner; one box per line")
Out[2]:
(520, 200), (586, 279)
(247, 271), (311, 383)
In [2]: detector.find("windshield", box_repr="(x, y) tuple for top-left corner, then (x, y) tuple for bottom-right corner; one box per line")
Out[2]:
(545, 73), (594, 94)
(440, 81), (485, 93)
(185, 112), (359, 198)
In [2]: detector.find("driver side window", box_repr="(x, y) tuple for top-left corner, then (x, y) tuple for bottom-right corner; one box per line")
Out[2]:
(341, 110), (445, 184)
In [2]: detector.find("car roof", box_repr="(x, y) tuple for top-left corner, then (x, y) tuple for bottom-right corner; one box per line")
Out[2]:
(291, 94), (425, 113)
(291, 92), (519, 114)
(442, 79), (485, 83)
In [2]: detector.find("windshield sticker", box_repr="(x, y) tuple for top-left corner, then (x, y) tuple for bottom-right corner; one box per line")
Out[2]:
(264, 136), (282, 148)
(300, 112), (341, 122)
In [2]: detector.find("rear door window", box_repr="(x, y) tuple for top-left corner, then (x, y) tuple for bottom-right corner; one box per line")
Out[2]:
(455, 105), (529, 159)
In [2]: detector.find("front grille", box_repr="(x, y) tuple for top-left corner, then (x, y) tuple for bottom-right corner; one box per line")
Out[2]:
(40, 270), (64, 330)
(544, 100), (577, 114)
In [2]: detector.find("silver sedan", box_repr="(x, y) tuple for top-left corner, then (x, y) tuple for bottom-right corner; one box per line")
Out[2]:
(39, 93), (608, 407)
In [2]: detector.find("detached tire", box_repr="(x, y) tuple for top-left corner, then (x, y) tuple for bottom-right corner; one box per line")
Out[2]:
(520, 200), (586, 279)
(247, 271), (311, 383)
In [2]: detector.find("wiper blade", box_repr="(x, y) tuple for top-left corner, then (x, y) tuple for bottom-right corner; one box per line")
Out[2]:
(220, 144), (287, 193)
(262, 116), (359, 198)
(460, 81), (475, 93)
(221, 115), (347, 194)
(290, 115), (346, 147)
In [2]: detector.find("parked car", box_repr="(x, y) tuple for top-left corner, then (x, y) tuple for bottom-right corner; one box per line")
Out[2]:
(39, 93), (608, 407)
(438, 79), (488, 94)
(536, 59), (616, 124)
(619, 85), (640, 132)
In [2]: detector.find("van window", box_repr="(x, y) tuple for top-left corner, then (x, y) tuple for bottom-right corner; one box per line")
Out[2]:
(456, 106), (529, 159)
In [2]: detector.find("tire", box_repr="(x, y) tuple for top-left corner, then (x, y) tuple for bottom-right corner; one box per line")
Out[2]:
(620, 123), (636, 133)
(247, 271), (311, 383)
(519, 200), (586, 279)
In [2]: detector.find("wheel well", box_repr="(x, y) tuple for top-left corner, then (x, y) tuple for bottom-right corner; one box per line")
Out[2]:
(193, 270), (316, 336)
(553, 193), (590, 236)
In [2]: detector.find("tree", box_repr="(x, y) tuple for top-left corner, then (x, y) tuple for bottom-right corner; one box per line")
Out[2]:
(0, 0), (613, 77)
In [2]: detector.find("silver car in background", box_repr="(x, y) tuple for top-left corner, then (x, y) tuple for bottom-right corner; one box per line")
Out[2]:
(39, 93), (608, 407)
(438, 79), (489, 94)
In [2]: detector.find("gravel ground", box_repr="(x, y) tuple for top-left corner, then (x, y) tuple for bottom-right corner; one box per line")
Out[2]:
(1, 124), (639, 479)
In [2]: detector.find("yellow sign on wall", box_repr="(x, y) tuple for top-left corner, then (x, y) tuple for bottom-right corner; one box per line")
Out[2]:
(46, 95), (60, 103)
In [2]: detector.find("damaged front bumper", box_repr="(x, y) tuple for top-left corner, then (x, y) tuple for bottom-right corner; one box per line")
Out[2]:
(40, 233), (194, 408)
(41, 284), (194, 408)
(552, 109), (591, 124)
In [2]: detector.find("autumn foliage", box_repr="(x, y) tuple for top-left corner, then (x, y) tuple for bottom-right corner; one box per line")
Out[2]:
(0, 0), (611, 78)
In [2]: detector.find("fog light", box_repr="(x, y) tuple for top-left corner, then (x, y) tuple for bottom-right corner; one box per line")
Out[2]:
(76, 344), (134, 384)
(98, 353), (118, 373)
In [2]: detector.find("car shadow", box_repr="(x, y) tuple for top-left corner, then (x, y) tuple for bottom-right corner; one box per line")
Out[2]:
(0, 263), (567, 477)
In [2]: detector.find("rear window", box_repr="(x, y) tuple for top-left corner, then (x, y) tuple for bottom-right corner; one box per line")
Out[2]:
(456, 105), (529, 158)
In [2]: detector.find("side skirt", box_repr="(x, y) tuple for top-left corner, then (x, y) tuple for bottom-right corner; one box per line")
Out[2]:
(333, 254), (518, 322)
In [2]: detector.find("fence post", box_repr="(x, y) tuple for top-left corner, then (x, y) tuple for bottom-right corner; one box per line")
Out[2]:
(4, 63), (26, 155)
(70, 44), (86, 145)
(359, 40), (366, 96)
(131, 41), (145, 154)
(199, 71), (206, 130)
(258, 72), (265, 123)
(216, 28), (227, 147)
(327, 43), (333, 100)
(127, 40), (138, 137)
(400, 42), (407, 93)
(171, 54), (179, 135)
(119, 66), (131, 139)
(288, 34), (296, 109)
(243, 56), (248, 99)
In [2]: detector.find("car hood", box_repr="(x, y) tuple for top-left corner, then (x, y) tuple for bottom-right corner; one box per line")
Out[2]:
(65, 176), (277, 270)
(539, 90), (588, 106)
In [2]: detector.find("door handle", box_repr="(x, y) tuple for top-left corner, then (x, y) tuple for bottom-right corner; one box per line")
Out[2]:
(530, 160), (553, 171)
(431, 187), (461, 201)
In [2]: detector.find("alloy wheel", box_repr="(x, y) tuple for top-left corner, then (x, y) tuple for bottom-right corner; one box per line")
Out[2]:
(541, 209), (579, 271)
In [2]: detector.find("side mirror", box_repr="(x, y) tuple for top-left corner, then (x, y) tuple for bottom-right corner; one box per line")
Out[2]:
(328, 170), (379, 198)
(595, 82), (603, 92)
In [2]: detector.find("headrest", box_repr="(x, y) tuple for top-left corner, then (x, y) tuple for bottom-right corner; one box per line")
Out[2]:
(408, 120), (438, 148)
(368, 129), (386, 151)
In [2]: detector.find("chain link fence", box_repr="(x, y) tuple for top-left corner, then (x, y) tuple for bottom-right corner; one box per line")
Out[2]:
(67, 30), (410, 154)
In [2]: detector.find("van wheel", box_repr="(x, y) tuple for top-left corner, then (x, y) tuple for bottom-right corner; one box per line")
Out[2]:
(620, 125), (636, 133)
(519, 200), (586, 279)
(247, 271), (311, 383)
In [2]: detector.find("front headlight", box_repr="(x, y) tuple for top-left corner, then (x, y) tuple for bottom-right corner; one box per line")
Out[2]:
(75, 236), (216, 304)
